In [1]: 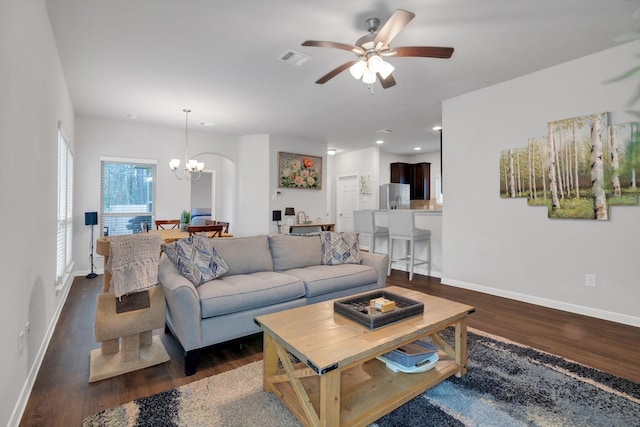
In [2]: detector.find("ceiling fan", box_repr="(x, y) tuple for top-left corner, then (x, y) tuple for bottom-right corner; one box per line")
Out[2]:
(302, 9), (454, 89)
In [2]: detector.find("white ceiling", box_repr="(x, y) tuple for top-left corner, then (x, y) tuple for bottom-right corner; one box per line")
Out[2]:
(45, 0), (640, 155)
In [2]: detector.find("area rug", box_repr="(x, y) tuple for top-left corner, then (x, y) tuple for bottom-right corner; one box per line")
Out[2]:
(83, 329), (640, 426)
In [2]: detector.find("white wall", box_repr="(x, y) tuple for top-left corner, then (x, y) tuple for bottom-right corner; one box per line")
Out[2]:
(74, 116), (241, 271)
(237, 134), (270, 236)
(332, 147), (381, 214)
(329, 149), (441, 214)
(269, 136), (328, 234)
(442, 40), (640, 326)
(193, 153), (236, 227)
(0, 1), (75, 425)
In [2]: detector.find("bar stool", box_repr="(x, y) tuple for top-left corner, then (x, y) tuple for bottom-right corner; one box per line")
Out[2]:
(353, 210), (388, 255)
(387, 210), (430, 281)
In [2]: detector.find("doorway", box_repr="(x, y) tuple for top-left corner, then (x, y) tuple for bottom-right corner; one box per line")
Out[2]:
(191, 171), (215, 218)
(336, 174), (359, 232)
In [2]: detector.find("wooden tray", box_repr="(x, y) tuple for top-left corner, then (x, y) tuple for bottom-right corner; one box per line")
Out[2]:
(334, 290), (424, 329)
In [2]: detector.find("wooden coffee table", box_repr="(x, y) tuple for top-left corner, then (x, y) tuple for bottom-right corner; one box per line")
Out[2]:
(254, 286), (475, 427)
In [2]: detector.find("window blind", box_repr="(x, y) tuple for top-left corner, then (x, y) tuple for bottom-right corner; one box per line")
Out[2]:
(100, 158), (156, 237)
(56, 126), (73, 287)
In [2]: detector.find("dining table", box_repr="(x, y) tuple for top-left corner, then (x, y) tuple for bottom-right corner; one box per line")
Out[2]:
(149, 228), (233, 243)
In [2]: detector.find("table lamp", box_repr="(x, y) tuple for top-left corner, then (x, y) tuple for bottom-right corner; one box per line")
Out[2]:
(272, 210), (282, 233)
(284, 207), (295, 226)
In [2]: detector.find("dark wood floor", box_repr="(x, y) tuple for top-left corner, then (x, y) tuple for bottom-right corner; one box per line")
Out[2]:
(20, 271), (640, 426)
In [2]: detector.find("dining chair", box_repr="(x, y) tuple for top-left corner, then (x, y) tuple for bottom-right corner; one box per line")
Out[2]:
(215, 221), (230, 234)
(155, 219), (180, 230)
(186, 224), (223, 237)
(205, 219), (230, 234)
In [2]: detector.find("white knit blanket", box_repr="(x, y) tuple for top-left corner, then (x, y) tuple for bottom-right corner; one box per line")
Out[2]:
(105, 234), (162, 299)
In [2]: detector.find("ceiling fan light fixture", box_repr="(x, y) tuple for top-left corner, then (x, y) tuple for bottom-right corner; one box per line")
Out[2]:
(349, 60), (367, 80)
(362, 69), (376, 84)
(379, 61), (395, 79)
(367, 54), (384, 73)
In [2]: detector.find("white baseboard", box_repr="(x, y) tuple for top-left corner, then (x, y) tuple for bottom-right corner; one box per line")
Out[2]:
(389, 262), (442, 279)
(9, 273), (74, 427)
(75, 268), (105, 277)
(440, 277), (640, 328)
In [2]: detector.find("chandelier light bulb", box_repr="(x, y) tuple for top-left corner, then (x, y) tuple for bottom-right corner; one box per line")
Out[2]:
(170, 108), (204, 180)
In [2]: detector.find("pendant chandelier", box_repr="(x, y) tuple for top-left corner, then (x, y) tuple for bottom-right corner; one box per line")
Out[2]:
(169, 108), (204, 181)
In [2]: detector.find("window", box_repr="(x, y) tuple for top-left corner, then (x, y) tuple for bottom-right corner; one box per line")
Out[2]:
(100, 158), (156, 237)
(56, 124), (73, 288)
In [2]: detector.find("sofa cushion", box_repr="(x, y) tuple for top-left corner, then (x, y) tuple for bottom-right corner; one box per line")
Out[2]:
(319, 231), (361, 265)
(284, 264), (378, 298)
(161, 235), (230, 286)
(197, 272), (305, 318)
(269, 234), (321, 271)
(209, 236), (273, 275)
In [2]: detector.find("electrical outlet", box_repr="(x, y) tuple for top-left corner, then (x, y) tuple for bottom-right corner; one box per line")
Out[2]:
(18, 331), (24, 355)
(585, 274), (597, 288)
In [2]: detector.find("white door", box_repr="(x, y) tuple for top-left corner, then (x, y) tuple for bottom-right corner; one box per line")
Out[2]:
(336, 174), (359, 231)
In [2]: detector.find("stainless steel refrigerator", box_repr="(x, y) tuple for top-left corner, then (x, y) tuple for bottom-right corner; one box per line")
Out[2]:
(379, 183), (410, 210)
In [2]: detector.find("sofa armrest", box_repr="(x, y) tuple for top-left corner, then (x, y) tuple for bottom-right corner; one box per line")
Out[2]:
(360, 251), (389, 288)
(158, 254), (202, 351)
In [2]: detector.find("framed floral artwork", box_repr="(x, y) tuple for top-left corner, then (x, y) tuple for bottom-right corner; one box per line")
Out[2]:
(278, 152), (322, 189)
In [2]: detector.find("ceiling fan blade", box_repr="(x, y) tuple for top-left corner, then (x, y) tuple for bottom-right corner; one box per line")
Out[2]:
(374, 9), (415, 49)
(378, 72), (396, 89)
(386, 46), (454, 58)
(315, 60), (358, 84)
(302, 40), (364, 55)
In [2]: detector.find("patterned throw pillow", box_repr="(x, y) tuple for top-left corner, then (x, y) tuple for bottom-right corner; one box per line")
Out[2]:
(162, 235), (229, 286)
(320, 231), (361, 265)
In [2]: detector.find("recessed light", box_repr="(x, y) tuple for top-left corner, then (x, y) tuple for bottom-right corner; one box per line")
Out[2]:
(376, 140), (384, 144)
(414, 147), (422, 151)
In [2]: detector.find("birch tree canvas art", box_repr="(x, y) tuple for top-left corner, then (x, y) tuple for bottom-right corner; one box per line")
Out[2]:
(500, 112), (640, 220)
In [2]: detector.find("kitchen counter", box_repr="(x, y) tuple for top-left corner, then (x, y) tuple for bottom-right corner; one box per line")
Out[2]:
(375, 209), (442, 215)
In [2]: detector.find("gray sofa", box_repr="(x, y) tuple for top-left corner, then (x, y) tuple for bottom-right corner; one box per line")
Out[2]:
(158, 234), (389, 375)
